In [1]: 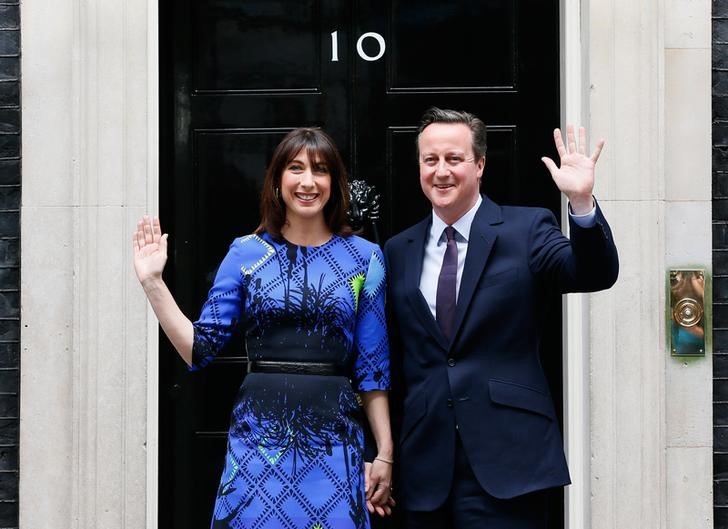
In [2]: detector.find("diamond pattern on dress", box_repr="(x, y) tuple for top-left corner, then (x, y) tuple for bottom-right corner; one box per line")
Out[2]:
(258, 443), (288, 465)
(195, 234), (387, 529)
(238, 235), (276, 276)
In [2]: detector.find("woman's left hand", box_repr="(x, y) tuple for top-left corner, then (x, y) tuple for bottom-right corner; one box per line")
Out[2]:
(364, 460), (395, 516)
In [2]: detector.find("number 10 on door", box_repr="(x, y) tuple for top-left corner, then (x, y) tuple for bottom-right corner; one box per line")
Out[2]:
(331, 31), (386, 62)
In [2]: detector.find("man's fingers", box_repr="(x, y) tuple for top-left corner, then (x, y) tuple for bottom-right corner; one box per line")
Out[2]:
(553, 128), (566, 158)
(366, 496), (390, 517)
(591, 139), (605, 164)
(579, 127), (587, 155)
(566, 124), (577, 154)
(367, 484), (395, 517)
(541, 157), (558, 176)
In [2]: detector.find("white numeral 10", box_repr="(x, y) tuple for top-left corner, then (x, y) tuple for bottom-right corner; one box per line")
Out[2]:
(330, 31), (386, 62)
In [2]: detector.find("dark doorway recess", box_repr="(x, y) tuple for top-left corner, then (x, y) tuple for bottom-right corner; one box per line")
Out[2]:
(159, 1), (562, 528)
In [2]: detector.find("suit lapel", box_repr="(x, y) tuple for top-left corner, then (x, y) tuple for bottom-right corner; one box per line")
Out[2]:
(404, 217), (450, 351)
(450, 196), (502, 347)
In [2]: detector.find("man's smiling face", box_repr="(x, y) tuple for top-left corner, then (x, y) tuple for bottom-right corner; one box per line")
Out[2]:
(418, 122), (485, 225)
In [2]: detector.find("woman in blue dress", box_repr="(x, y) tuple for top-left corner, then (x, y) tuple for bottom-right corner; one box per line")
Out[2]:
(133, 128), (394, 529)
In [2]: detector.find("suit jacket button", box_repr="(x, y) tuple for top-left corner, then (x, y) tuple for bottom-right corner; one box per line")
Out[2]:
(447, 398), (453, 408)
(447, 358), (456, 367)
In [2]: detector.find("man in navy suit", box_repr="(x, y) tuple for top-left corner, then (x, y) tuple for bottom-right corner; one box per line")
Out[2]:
(383, 108), (618, 528)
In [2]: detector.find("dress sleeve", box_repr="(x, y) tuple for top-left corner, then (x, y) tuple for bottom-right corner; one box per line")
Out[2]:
(352, 246), (391, 392)
(190, 240), (246, 371)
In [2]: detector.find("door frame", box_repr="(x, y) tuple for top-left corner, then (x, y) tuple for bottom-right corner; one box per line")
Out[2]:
(559, 1), (590, 528)
(144, 2), (590, 527)
(146, 1), (160, 527)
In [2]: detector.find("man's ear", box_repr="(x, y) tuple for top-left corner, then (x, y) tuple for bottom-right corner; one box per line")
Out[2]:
(477, 156), (486, 177)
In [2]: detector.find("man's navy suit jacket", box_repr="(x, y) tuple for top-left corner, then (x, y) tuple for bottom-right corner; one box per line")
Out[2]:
(383, 195), (618, 511)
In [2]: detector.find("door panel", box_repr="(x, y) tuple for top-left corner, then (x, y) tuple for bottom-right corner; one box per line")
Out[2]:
(193, 1), (324, 92)
(388, 1), (516, 90)
(160, 2), (561, 527)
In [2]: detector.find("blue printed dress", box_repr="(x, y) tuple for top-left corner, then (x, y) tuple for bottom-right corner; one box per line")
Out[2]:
(190, 232), (390, 529)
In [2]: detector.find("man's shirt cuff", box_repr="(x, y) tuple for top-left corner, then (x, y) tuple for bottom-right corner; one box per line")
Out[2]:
(568, 202), (597, 228)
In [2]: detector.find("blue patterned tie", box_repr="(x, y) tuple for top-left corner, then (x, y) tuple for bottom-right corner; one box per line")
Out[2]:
(436, 226), (458, 340)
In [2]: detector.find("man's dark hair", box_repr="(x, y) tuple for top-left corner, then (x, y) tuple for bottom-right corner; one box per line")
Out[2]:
(416, 107), (487, 160)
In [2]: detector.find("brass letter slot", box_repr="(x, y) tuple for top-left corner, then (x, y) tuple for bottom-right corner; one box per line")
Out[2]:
(669, 269), (707, 356)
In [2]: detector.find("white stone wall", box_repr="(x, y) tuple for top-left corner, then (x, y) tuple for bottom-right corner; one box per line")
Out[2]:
(20, 0), (154, 527)
(587, 0), (713, 528)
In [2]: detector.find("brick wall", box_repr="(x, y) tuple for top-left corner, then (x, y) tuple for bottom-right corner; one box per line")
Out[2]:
(716, 1), (728, 526)
(0, 1), (19, 527)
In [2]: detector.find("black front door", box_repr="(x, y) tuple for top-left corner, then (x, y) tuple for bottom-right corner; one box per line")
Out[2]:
(159, 2), (561, 528)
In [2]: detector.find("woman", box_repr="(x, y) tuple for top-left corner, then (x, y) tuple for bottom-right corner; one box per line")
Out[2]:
(133, 128), (393, 529)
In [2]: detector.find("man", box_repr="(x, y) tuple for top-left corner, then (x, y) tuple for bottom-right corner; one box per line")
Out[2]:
(383, 108), (618, 529)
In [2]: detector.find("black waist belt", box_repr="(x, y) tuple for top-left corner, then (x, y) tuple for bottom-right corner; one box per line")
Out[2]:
(247, 360), (348, 376)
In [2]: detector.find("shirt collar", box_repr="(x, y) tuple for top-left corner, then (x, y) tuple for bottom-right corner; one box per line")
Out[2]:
(429, 195), (483, 244)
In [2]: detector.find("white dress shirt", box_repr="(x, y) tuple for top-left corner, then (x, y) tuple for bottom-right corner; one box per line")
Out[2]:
(419, 197), (597, 318)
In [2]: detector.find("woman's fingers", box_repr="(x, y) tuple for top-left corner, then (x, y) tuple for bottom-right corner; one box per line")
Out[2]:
(159, 233), (168, 255)
(135, 221), (143, 248)
(364, 462), (372, 498)
(135, 216), (165, 251)
(143, 216), (154, 245)
(369, 480), (391, 506)
(152, 216), (162, 240)
(364, 461), (395, 516)
(136, 224), (147, 251)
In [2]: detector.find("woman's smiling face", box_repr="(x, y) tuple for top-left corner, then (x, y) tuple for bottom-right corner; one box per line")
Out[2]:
(280, 149), (332, 224)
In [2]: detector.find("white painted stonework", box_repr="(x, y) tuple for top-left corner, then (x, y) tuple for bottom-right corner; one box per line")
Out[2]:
(586, 0), (713, 528)
(20, 0), (154, 527)
(18, 0), (712, 528)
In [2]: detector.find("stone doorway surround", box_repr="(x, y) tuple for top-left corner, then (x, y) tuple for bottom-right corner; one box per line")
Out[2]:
(18, 1), (712, 528)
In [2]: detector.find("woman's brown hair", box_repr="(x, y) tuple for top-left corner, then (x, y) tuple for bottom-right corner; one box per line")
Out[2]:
(255, 127), (353, 239)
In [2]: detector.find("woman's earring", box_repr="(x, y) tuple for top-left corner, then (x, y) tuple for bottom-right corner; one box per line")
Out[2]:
(275, 187), (280, 199)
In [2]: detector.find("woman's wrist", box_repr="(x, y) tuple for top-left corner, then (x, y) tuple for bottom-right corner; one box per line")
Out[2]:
(376, 442), (394, 461)
(141, 275), (166, 293)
